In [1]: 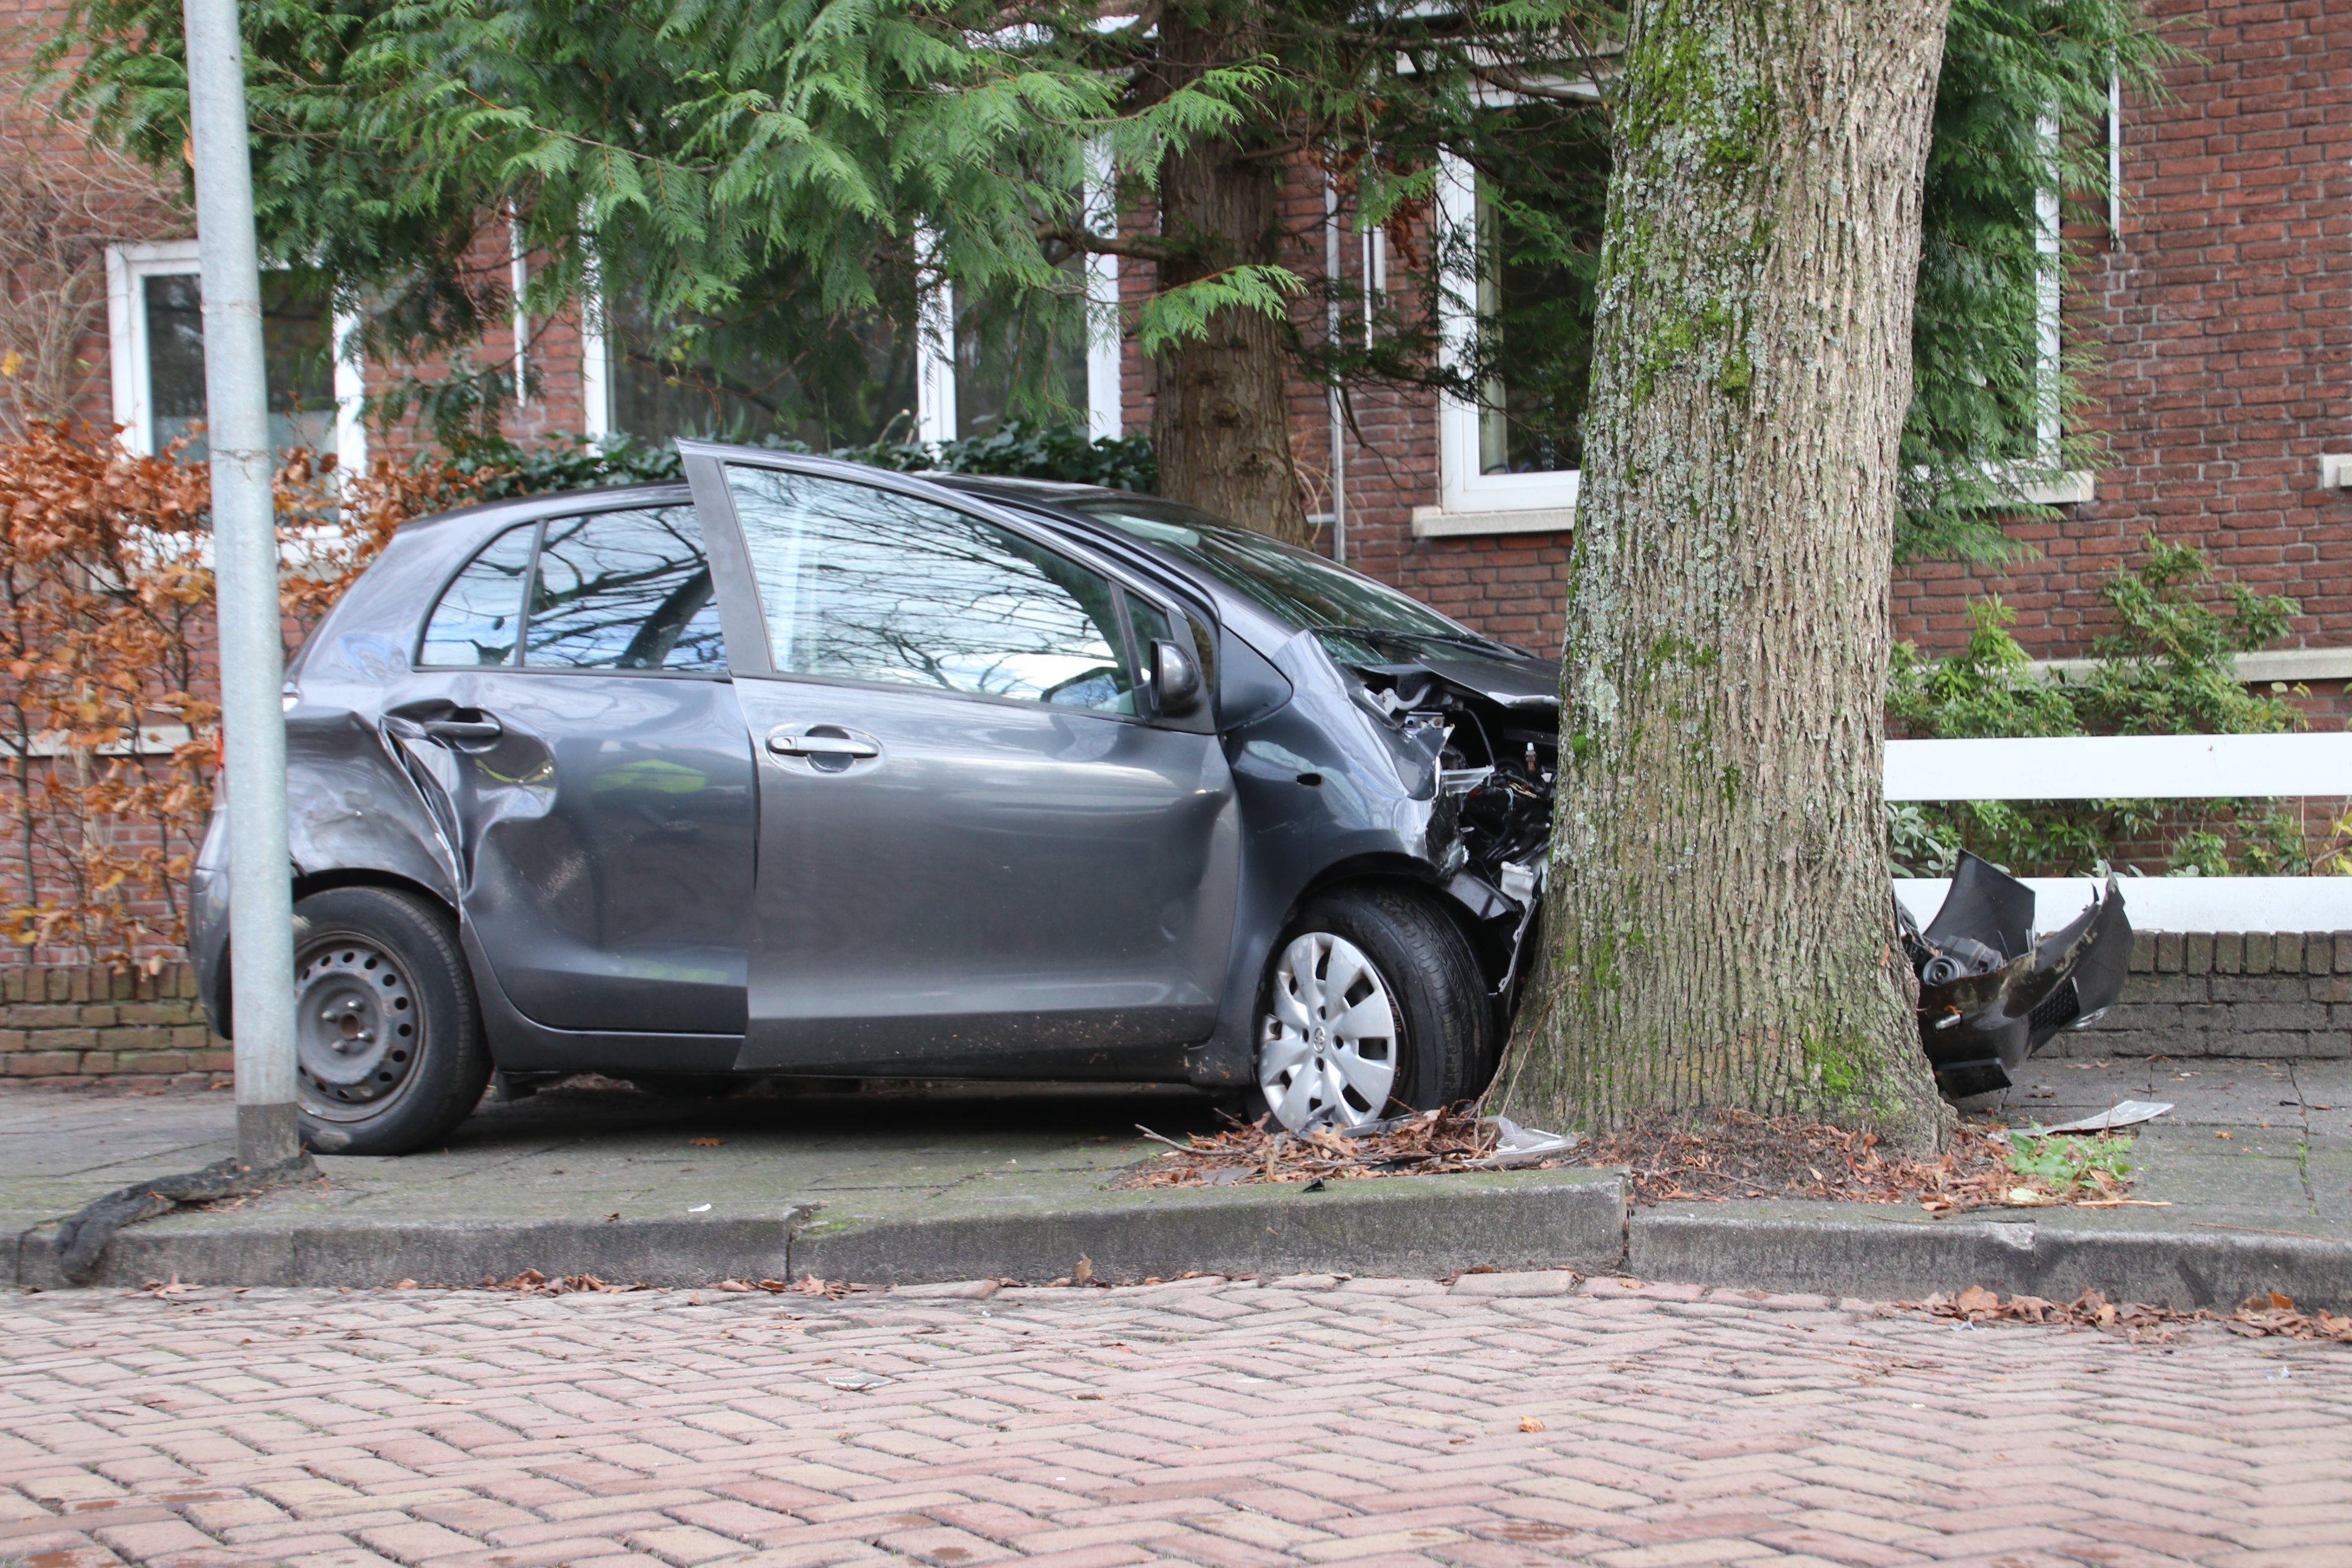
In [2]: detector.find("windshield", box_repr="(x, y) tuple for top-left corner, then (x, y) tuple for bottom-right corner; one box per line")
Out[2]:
(1067, 496), (1517, 659)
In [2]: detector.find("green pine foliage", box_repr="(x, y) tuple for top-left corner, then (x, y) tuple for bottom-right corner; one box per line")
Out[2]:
(42, 0), (2170, 558)
(450, 421), (1154, 502)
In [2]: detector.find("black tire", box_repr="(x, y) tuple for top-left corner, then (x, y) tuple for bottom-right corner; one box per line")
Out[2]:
(1244, 885), (1491, 1129)
(291, 886), (490, 1156)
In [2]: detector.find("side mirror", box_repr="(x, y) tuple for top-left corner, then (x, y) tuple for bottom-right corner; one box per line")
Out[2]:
(1151, 639), (1203, 717)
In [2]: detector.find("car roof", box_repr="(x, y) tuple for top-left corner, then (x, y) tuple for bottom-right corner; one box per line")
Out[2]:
(395, 481), (692, 537)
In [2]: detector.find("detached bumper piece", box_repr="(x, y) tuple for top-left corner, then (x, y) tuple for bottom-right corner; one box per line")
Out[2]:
(1902, 851), (2132, 1101)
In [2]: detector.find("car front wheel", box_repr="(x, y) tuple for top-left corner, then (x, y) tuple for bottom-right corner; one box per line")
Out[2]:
(1252, 887), (1489, 1132)
(292, 886), (490, 1155)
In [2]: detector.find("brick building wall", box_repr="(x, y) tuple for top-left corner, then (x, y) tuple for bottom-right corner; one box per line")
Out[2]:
(0, 963), (228, 1083)
(1893, 0), (2350, 672)
(1210, 0), (2352, 685)
(11, 0), (2342, 673)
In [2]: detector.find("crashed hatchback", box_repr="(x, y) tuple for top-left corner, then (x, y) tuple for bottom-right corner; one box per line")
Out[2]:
(192, 443), (2127, 1155)
(193, 446), (1564, 1152)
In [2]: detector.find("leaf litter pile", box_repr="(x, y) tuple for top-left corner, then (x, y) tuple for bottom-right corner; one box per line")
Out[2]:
(1132, 1103), (2150, 1214)
(1126, 1106), (1562, 1188)
(1910, 1285), (2352, 1344)
(1579, 1107), (2152, 1214)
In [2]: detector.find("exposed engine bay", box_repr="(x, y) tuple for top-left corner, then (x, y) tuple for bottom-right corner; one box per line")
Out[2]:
(1345, 656), (2132, 1104)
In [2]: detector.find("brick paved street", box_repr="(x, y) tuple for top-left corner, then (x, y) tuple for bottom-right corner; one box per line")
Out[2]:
(0, 1276), (2346, 1568)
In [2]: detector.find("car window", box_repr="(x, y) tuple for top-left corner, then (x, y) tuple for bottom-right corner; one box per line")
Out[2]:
(418, 524), (536, 667)
(525, 508), (727, 672)
(725, 466), (1135, 714)
(1070, 496), (1519, 658)
(1124, 590), (1217, 693)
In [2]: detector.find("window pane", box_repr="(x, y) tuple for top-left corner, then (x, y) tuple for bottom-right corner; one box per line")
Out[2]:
(1475, 107), (1611, 476)
(419, 525), (537, 667)
(953, 266), (1088, 438)
(1074, 496), (1472, 650)
(726, 466), (1134, 714)
(524, 508), (727, 672)
(608, 282), (919, 451)
(142, 269), (338, 462)
(1124, 590), (1217, 695)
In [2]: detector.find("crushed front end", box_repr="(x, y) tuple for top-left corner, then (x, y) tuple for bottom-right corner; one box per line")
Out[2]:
(1337, 647), (1560, 1017)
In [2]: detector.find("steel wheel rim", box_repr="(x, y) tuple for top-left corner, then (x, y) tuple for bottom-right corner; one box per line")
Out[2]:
(295, 930), (423, 1123)
(1257, 932), (1400, 1131)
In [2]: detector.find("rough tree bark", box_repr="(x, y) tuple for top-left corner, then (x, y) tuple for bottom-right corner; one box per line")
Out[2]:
(1146, 8), (1313, 547)
(1492, 0), (1953, 1146)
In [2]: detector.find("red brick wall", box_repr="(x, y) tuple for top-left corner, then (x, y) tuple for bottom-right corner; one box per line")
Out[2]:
(9, 0), (2344, 668)
(1121, 1), (2352, 681)
(1891, 0), (2351, 667)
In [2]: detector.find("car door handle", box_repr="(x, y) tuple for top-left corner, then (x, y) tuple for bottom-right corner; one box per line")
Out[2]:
(421, 716), (503, 745)
(767, 729), (878, 760)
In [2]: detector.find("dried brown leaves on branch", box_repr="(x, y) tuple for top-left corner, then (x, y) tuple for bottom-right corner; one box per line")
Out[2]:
(1913, 1285), (2352, 1344)
(1126, 1106), (1540, 1188)
(0, 421), (482, 962)
(1579, 1108), (2137, 1214)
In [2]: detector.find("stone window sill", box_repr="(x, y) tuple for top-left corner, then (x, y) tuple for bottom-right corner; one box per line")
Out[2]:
(1410, 505), (1577, 539)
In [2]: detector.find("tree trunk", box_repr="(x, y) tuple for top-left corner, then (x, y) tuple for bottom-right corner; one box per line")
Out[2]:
(1492, 0), (1952, 1146)
(1148, 10), (1311, 546)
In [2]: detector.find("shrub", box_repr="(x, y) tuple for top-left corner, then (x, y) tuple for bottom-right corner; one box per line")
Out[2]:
(0, 422), (480, 962)
(1888, 538), (2311, 877)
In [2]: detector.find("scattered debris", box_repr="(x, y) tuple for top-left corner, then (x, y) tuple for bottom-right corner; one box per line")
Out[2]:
(1909, 1286), (2352, 1344)
(1578, 1108), (2147, 1213)
(1125, 1106), (1574, 1188)
(689, 1137), (726, 1148)
(1902, 852), (2132, 1100)
(479, 1270), (640, 1295)
(2023, 1100), (2173, 1135)
(1518, 1415), (1546, 1433)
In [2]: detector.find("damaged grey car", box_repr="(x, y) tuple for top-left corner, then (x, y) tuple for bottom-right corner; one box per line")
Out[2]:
(190, 442), (2127, 1155)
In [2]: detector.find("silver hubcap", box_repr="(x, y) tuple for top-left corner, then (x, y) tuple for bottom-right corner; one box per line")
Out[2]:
(1259, 932), (1400, 1131)
(295, 936), (420, 1118)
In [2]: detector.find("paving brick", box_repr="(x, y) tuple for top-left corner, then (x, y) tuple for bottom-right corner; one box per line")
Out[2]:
(0, 1277), (2341, 1568)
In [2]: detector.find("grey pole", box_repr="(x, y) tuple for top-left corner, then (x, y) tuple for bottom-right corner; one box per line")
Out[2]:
(184, 0), (300, 1167)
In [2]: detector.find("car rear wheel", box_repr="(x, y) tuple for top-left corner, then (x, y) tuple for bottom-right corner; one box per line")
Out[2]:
(1251, 887), (1489, 1132)
(292, 886), (490, 1155)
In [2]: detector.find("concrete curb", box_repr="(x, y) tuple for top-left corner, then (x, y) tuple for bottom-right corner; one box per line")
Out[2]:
(11, 1214), (804, 1291)
(11, 1172), (2351, 1311)
(790, 1168), (1630, 1286)
(1629, 1206), (2352, 1312)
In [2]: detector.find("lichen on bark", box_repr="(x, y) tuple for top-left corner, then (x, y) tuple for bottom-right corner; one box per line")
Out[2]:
(1492, 0), (1956, 1149)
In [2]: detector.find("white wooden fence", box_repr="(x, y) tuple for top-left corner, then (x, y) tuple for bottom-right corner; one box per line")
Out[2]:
(1886, 733), (2352, 933)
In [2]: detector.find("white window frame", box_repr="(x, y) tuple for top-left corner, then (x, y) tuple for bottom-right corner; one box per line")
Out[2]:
(1983, 114), (2093, 507)
(586, 289), (1118, 447)
(1419, 149), (1583, 537)
(104, 239), (366, 476)
(1420, 109), (2094, 533)
(584, 164), (1124, 447)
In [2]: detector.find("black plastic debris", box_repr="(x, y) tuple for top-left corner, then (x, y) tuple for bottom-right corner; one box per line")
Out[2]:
(1902, 851), (2132, 1101)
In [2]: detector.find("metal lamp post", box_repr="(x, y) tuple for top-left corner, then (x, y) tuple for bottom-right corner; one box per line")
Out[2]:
(183, 0), (300, 1168)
